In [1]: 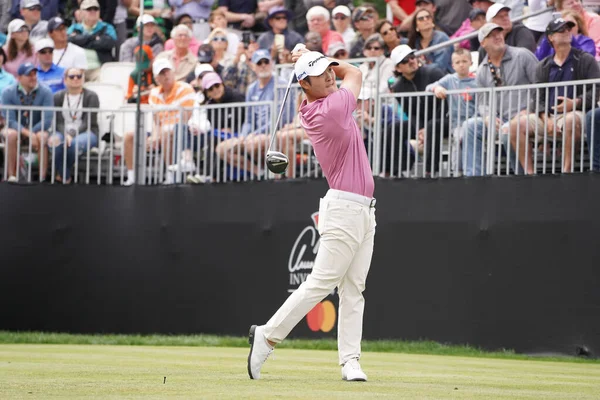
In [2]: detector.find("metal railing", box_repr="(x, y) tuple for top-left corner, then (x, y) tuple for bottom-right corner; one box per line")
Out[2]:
(2, 78), (600, 184)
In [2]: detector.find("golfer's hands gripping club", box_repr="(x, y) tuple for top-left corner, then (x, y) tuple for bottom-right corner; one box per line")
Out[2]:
(291, 44), (308, 63)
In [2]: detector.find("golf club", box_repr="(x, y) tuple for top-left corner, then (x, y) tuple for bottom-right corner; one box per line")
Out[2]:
(266, 44), (306, 174)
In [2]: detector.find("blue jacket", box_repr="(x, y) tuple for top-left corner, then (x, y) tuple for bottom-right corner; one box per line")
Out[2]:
(1, 83), (54, 132)
(37, 64), (66, 94)
(415, 30), (454, 74)
(535, 34), (596, 61)
(0, 68), (16, 97)
(67, 21), (117, 64)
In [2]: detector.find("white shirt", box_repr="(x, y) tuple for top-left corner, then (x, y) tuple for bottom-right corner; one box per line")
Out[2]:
(523, 0), (554, 32)
(62, 92), (84, 133)
(53, 43), (89, 71)
(341, 27), (355, 51)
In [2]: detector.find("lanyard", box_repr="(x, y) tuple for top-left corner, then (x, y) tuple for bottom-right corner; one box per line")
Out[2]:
(66, 92), (83, 121)
(55, 43), (68, 67)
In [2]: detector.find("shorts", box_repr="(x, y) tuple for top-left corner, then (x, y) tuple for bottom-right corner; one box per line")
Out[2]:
(524, 112), (585, 140)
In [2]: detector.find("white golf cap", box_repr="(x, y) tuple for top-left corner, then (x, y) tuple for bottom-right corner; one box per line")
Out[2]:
(390, 44), (415, 65)
(478, 23), (504, 43)
(332, 5), (351, 17)
(7, 19), (27, 34)
(34, 37), (55, 53)
(152, 58), (173, 76)
(358, 85), (374, 101)
(294, 51), (339, 81)
(136, 14), (156, 26)
(486, 3), (511, 22)
(194, 63), (214, 79)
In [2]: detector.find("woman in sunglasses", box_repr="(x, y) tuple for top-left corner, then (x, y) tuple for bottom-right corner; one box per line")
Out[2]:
(359, 33), (395, 94)
(407, 9), (453, 73)
(2, 19), (36, 78)
(376, 19), (403, 57)
(49, 68), (100, 183)
(206, 28), (233, 68)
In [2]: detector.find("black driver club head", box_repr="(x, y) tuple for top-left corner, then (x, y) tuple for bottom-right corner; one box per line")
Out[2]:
(266, 151), (289, 174)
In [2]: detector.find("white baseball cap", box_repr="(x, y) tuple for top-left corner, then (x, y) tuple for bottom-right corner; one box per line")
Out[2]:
(136, 14), (156, 26)
(34, 37), (55, 53)
(390, 44), (415, 65)
(152, 58), (173, 76)
(332, 5), (351, 17)
(194, 63), (214, 79)
(294, 51), (339, 81)
(478, 23), (504, 43)
(486, 3), (511, 22)
(7, 19), (27, 34)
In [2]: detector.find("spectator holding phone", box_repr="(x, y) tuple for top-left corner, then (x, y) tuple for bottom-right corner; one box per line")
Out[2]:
(257, 6), (303, 60)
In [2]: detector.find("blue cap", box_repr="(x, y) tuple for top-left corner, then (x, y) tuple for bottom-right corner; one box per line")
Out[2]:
(251, 49), (271, 64)
(17, 63), (38, 76)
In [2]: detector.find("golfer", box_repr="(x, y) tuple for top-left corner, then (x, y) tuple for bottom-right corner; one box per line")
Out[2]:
(248, 48), (376, 381)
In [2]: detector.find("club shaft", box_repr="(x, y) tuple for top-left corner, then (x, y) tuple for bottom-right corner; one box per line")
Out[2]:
(268, 73), (296, 152)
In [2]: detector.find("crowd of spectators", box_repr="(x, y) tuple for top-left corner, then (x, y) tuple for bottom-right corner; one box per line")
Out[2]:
(2, 0), (600, 183)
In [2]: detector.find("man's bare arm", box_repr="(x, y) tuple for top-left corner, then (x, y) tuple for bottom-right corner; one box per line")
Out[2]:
(331, 59), (362, 101)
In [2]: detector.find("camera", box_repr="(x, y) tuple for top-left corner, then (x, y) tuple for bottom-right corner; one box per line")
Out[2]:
(242, 31), (253, 49)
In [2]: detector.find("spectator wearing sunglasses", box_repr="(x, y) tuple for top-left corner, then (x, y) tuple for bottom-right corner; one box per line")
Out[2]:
(376, 19), (404, 57)
(35, 38), (65, 93)
(359, 34), (394, 94)
(327, 41), (349, 59)
(206, 28), (234, 69)
(510, 18), (600, 175)
(49, 67), (100, 183)
(389, 44), (448, 176)
(349, 6), (376, 59)
(208, 9), (240, 57)
(257, 6), (303, 58)
(331, 5), (355, 51)
(10, 0), (61, 25)
(19, 0), (48, 43)
(408, 8), (453, 73)
(2, 19), (36, 78)
(217, 49), (295, 178)
(535, 9), (596, 61)
(462, 23), (537, 176)
(67, 0), (117, 82)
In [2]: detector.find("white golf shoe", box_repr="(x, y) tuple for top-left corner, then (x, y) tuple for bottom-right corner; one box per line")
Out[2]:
(247, 325), (274, 380)
(341, 358), (367, 381)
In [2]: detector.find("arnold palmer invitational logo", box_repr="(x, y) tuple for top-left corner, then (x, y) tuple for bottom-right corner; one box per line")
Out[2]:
(288, 212), (336, 333)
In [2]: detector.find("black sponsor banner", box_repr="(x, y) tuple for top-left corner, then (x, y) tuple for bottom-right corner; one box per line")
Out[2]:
(0, 175), (599, 356)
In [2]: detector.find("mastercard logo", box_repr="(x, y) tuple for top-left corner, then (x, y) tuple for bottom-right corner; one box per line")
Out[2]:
(306, 300), (336, 332)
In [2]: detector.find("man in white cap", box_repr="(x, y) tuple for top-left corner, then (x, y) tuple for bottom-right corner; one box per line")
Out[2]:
(463, 23), (537, 176)
(67, 0), (117, 82)
(35, 37), (65, 93)
(479, 3), (536, 62)
(247, 47), (376, 383)
(119, 14), (164, 62)
(20, 0), (48, 42)
(331, 5), (355, 50)
(48, 17), (88, 71)
(122, 58), (196, 186)
(306, 5), (345, 54)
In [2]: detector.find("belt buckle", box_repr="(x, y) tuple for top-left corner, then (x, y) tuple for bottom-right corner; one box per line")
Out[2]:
(369, 198), (376, 208)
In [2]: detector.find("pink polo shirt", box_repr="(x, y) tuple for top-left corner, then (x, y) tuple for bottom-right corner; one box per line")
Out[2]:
(299, 87), (374, 198)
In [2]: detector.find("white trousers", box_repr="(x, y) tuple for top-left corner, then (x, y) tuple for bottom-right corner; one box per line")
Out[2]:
(263, 189), (377, 365)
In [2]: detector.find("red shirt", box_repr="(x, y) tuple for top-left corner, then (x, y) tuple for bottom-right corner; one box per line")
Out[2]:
(386, 0), (416, 26)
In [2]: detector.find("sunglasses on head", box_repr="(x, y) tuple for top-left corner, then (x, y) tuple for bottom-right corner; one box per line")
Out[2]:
(212, 36), (227, 42)
(39, 48), (53, 54)
(400, 54), (416, 64)
(417, 14), (432, 22)
(68, 74), (83, 80)
(257, 59), (270, 66)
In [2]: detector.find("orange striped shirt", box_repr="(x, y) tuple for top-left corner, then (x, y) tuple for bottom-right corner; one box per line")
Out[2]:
(148, 81), (196, 128)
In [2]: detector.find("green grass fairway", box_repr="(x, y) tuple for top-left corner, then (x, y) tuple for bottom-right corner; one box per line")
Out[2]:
(1, 345), (600, 399)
